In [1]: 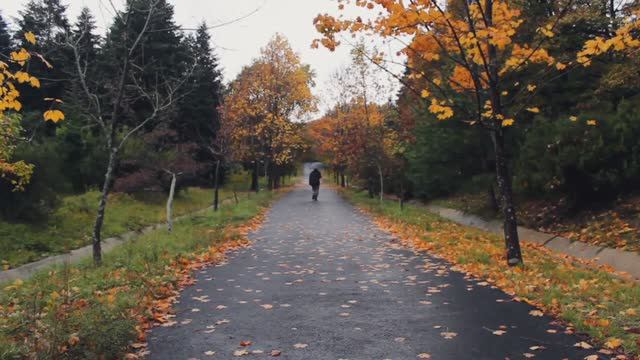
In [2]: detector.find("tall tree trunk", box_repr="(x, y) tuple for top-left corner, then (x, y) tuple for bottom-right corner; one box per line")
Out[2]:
(166, 172), (177, 232)
(491, 129), (523, 266)
(368, 177), (374, 198)
(251, 160), (259, 192)
(340, 171), (346, 187)
(92, 148), (117, 266)
(399, 181), (405, 210)
(488, 182), (500, 213)
(377, 163), (384, 203)
(213, 159), (221, 211)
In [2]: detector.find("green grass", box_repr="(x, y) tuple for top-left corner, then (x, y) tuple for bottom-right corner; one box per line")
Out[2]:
(0, 188), (280, 359)
(342, 189), (640, 356)
(0, 188), (225, 268)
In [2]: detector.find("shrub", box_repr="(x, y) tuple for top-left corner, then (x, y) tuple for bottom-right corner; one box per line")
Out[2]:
(515, 98), (640, 207)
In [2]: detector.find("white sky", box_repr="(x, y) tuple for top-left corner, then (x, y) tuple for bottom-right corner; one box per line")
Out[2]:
(1, 0), (402, 117)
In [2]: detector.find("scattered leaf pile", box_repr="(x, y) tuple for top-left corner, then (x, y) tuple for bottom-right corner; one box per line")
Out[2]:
(344, 189), (640, 357)
(0, 190), (277, 359)
(434, 192), (640, 254)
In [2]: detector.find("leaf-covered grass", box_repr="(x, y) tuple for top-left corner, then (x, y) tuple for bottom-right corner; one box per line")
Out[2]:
(0, 189), (280, 359)
(431, 190), (640, 254)
(343, 189), (640, 356)
(0, 188), (223, 268)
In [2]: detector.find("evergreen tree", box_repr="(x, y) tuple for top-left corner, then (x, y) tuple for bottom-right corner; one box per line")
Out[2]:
(177, 22), (223, 144)
(0, 12), (11, 58)
(104, 0), (188, 128)
(15, 0), (71, 114)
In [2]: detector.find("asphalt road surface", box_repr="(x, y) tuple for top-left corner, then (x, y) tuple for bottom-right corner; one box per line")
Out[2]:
(147, 166), (599, 360)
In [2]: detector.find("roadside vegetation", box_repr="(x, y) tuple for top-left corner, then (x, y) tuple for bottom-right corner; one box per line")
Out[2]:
(0, 188), (220, 268)
(431, 179), (640, 254)
(342, 188), (640, 357)
(0, 188), (280, 359)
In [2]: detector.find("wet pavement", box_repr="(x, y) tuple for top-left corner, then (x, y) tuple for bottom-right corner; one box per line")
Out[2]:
(147, 169), (599, 360)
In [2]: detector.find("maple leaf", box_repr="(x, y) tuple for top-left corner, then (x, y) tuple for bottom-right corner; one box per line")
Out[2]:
(604, 337), (622, 349)
(502, 119), (515, 127)
(24, 32), (37, 45)
(43, 109), (65, 123)
(233, 349), (250, 356)
(440, 332), (457, 339)
(574, 341), (593, 349)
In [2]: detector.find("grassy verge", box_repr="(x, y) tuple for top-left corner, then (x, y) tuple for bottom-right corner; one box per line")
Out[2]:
(343, 189), (640, 356)
(431, 190), (640, 254)
(0, 188), (225, 268)
(0, 188), (282, 359)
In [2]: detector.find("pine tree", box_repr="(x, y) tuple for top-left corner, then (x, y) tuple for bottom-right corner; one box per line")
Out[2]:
(15, 0), (71, 114)
(177, 22), (223, 143)
(0, 12), (11, 58)
(104, 0), (187, 127)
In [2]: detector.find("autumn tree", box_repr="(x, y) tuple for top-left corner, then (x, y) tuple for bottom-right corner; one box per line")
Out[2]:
(15, 0), (71, 114)
(224, 34), (316, 191)
(64, 0), (194, 265)
(1, 32), (64, 191)
(313, 0), (581, 266)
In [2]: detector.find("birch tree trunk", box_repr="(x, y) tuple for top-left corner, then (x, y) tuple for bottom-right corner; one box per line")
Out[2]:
(377, 163), (384, 203)
(213, 159), (221, 211)
(166, 172), (177, 233)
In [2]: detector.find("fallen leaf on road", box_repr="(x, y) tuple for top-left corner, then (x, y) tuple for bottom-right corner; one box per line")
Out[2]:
(417, 353), (431, 359)
(440, 332), (457, 339)
(574, 341), (593, 349)
(529, 310), (544, 317)
(492, 330), (506, 336)
(233, 349), (249, 356)
(270, 349), (282, 356)
(204, 350), (215, 356)
(240, 341), (252, 347)
(293, 343), (308, 349)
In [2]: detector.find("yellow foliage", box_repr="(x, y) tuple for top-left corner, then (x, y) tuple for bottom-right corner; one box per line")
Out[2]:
(44, 109), (65, 123)
(1, 32), (63, 191)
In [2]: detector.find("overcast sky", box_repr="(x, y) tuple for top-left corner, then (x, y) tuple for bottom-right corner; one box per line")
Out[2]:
(1, 0), (402, 118)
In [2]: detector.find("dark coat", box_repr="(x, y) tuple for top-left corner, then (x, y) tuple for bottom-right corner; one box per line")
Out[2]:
(309, 169), (322, 186)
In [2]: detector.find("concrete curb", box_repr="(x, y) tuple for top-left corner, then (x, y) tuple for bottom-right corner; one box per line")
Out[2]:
(425, 204), (640, 281)
(0, 205), (220, 284)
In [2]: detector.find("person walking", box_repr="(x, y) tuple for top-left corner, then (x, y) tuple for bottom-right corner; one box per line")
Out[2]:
(309, 167), (322, 201)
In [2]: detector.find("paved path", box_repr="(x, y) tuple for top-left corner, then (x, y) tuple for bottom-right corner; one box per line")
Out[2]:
(147, 178), (600, 359)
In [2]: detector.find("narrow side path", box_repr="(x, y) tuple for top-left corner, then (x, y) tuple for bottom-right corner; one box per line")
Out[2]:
(0, 204), (220, 283)
(147, 181), (600, 359)
(425, 204), (640, 281)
